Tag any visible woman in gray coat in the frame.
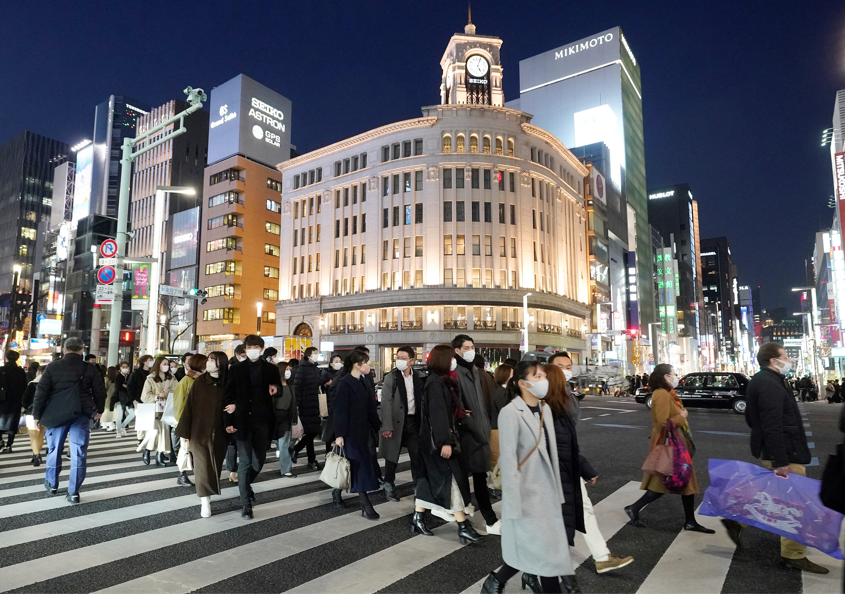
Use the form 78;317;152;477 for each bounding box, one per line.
482;361;572;594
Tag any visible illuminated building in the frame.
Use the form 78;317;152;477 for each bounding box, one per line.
701;237;740;369
274;22;591;370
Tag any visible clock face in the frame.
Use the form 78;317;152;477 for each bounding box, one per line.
466;55;489;78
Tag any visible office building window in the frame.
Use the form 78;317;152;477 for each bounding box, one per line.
383;208;389;228
472;268;481;288
456;234;465;255
265;222;281;235
393;206;400;226
509;171;515;192
382;146;390;162
352;185;358;204
382;176;389;196
483;169;491;189
344;218;349;237
533;210;537;229
403;237;411;258
483;136;491;154
498;170;505;191
403;140;412;158
415;235;423;257
361;182;367;202
498;203;505;224
443;168;452;189
382;240;389;260
414;138;423;155
456;168;465;189
334;249;340;268
344;187;349;206
404;204;412;225
343;248;348;267
404;172;412;192
495;137;503;155
511;237;516;258
265;243;280;257
498;237;506;257
531;178;536;197
415;203;423;224
484;235;492;256
335;220;340;238
444;235;453;255
444;268;453;285
456;134;465;153
316;224;321;242
352;216;358;235
392;173;400;194
471;168;479;189
456;201;465;222
471;201;480;222
361;214;366;232
393;239;400;259
415;170;423;191
293;229;298;247
472;235;481;256
442;135;452;153
264;266;279;279
470;135;478;153
484;202;492;223
457;269;466;287
443;202;453;222
510;205;516;225
264;288;279;300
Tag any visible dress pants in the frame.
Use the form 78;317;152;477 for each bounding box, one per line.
580;478;611;562
45;414;91;493
760;460;807;559
383;414;419;484
236;423;271;506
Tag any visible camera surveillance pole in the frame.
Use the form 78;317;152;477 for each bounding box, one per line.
106;87;206;366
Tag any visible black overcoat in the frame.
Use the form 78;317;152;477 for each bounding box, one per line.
333;373;381;493
291;359;322;433
223;359;281;441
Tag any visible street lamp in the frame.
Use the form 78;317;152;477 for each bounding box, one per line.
256;302;263;336
521;293;532;355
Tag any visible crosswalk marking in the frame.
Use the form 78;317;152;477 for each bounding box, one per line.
803;547;844;593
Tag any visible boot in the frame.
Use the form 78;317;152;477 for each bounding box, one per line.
177;472;194;487
561;576;582;593
200;496;212;518
457;519;484;544
142;450;151;465
410;511;433;536
481;572;505;594
332;488;346;508
30;454;40;467
155;452;167;467
521;573;541;593
384;481;400;502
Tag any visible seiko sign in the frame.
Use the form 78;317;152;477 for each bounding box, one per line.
248;97;286;132
555;33;614;60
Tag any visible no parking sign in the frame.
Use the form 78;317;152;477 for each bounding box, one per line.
97;266;116;284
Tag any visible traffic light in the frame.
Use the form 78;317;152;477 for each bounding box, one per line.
119;330;136;347
187;288;208;305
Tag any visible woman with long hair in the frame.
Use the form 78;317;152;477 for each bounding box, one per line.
333;350;382;519
482;361;572;594
21;366;45;466
412;344;483;543
99;366;118;431
176;351;230;518
172;354;207;487
137;356;177;466
624;363;714;533
273;360;298;478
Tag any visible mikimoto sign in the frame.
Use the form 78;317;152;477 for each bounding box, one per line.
836;152;845;241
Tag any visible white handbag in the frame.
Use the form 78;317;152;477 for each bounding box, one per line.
319;445;351;490
176;438;193;472
135;403;157;432
291;417;304;440
161;392;177;426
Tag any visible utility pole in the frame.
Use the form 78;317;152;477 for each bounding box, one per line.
106;87;206;366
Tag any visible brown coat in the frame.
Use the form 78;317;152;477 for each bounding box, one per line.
175;373;228;498
640;388;699;495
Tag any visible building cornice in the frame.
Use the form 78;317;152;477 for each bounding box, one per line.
520;123;589;177
276;117;438;171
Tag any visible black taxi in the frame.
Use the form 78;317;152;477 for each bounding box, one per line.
634;372;750;414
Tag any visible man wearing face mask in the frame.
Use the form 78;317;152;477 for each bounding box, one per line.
451;334;500;535
378;346;424;501
223;335;282;519
739;342;828;574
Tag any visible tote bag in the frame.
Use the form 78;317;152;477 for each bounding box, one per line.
661;419;692;493
161;392;177;426
135;402;157;432
642;426;674;477
291;417;304;440
318;388;329;418
320;445;351;490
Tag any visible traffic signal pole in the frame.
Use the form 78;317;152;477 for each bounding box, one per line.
106;87;206;366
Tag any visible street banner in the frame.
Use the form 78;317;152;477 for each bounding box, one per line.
132;263;150;300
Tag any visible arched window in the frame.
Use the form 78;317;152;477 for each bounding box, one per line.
442;134;452;153
456;134;466;153
507;138;514;157
482;136;491;154
469;135;478;153
495;137;503;155
293;322;313;337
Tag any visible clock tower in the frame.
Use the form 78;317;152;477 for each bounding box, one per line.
440;17;504;107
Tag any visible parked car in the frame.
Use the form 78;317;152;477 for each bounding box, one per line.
635;372;750;414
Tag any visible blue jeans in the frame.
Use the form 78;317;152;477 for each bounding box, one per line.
45;414;91;494
276;432;292;475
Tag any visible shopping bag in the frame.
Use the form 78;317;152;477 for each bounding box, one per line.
135;403;157;432
320;445;351;490
25;415;38;431
490;462;502;490
661;419;692;493
820;443;845;515
318;388;328;418
161;393;177;426
291;417;304;440
642;426;674;477
699;459;844;559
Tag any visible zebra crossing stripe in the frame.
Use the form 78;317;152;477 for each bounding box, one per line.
0;465;178;499
90;471;416;594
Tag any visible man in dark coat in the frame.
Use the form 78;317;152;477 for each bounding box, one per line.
32;337;106;503
0;351;28;452
452;334;499;534
378;346;423;501
291;346;323;470
224;334;281;519
733;342;828;574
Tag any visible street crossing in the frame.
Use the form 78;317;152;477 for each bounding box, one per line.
0;426;841;593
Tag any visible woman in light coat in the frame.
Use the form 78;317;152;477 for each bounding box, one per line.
482;361;572;594
137;356;177;466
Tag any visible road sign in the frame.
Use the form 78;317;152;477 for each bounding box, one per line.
606;330;623;336
36;313;47;323
159;284;185;297
100;239;118;258
95;285;116;303
98;257;117;266
97;266;116;284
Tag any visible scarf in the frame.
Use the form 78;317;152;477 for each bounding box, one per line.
669;388;696;456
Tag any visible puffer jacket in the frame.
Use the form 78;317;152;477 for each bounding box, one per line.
32;353;106;420
292;358;322;433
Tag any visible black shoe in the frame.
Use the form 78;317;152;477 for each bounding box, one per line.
684;522;716;534
410;511;433;536
3;446;12;453
44;480;58;496
176;472;194;487
332;488;347;508
624;505;646;527
66;492;80;504
142;450;151;465
561;575;582;593
155;452;167;467
360;493;380;520
384;482;400;502
30;454;40;467
289;445;298;464
457;519;483;544
241;505;253;519
481;572;505;594
307;461;321;471
521;572;541;593
721;519;744;547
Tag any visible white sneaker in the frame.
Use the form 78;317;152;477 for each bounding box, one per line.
485;520;502;535
200;497;212;518
430;508;457;522
276;450;280;459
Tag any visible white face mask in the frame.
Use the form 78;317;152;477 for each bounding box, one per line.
450;359;458;372
144;361;153;369
666;374;679;389
309;355;318;362
461;349;476;363
246;349;261;361
160;365;170;373
206;361;218;374
359;363;371;375
395;359;409;371
121;367;130;375
563;369;573;382
284;369;292;379
773;358;793;375
525;379;550;399
331;362;343;371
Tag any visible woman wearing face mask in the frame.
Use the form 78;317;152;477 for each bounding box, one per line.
489;364;514;469
176;352;229;518
262;347;279;365
112;362;131;438
624;363;714;534
320;355;343;392
137;356;178;466
273;361;298;478
333;350;382;519
100;366;118;432
172;354;207;487
482;361;572;594
123;355;153;439
291;346;324;471
413;345;482;543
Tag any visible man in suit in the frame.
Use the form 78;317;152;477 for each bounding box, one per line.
224;334;281;519
379;346;423;502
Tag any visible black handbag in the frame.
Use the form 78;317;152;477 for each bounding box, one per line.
40;364;88;429
820;443;845;514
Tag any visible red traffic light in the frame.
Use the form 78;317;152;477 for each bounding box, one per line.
119;331;136;347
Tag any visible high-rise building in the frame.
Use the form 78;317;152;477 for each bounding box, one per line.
701;237;739;369
508;27;652;331
273;21;591;370
196;75;293;353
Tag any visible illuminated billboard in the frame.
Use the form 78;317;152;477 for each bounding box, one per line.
169;207;199;269
71;145;93;225
207;74;292;169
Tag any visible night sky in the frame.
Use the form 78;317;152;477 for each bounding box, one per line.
2;1;844;312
